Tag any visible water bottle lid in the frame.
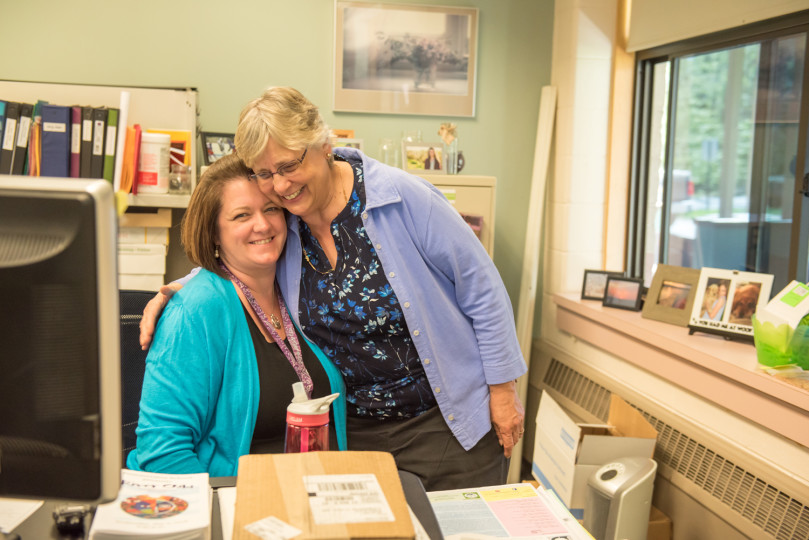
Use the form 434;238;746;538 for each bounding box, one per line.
286;409;330;427
286;383;339;417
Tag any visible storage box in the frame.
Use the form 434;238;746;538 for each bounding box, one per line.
119;273;165;291
118;243;167;274
232;451;414;540
532;392;658;518
647;505;672;540
118;207;172;228
118;226;170;245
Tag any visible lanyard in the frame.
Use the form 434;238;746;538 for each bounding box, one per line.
219;261;313;397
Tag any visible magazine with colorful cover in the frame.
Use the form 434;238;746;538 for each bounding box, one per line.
89;469;211;540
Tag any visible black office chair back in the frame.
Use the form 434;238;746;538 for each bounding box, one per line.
119;290;154;465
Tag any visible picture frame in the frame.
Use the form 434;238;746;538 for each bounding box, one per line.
603;276;645;311
688;267;774;341
334;1;479;117
402;142;445;173
581;269;625;301
641;264;701;327
331;129;355;139
332;137;364;152
201;132;235;166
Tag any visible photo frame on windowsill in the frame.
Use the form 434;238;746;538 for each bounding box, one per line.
581;269;625;301
687;267;774;342
641;264;701;327
603;276;645;311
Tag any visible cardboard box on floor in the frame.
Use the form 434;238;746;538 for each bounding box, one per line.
232;451;415;540
532;391;658;518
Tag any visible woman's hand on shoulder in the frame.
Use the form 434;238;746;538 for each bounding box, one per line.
139;283;183;350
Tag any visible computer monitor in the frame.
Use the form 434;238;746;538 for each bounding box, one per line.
0;176;121;503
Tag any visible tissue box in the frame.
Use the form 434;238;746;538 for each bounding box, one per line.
752;281;809;369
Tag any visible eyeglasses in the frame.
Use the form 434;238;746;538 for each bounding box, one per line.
248;147;308;182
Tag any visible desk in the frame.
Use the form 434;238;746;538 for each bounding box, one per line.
10;471;444;539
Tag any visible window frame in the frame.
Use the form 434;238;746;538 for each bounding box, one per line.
627;10;809;285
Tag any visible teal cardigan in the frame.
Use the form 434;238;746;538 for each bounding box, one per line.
126;269;346;476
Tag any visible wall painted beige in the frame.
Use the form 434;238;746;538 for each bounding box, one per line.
0;0;554;324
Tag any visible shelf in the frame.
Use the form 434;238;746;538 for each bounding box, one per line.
127;193;190;208
553;292;809;448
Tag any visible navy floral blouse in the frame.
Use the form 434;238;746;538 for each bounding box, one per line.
297;155;437;419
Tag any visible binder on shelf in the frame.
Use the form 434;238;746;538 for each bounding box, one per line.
70;106;81;177
79;106;93;178
90;107;107;179
11;102;34;175
25;100;47;176
102;108;118;182
40;104;72;177
0;100;6;161
0;101;20;174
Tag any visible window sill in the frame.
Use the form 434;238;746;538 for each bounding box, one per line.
553;292;809;448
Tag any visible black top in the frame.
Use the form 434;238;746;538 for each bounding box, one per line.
297;155;435;420
242;305;336;453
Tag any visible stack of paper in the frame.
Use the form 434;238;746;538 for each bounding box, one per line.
118;208;171;291
89;469;211;540
427;483;592;540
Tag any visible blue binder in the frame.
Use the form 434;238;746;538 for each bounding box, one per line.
40;104;72;178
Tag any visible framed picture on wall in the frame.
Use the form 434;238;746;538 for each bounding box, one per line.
201;132;235;166
402;142;445;173
334;1;479;116
641;264;701;327
688;267;774;341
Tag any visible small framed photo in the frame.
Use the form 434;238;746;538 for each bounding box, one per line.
402;142;445;173
331;129;355;139
201;132;235;166
603;276;645;311
332;137;364;152
641;264;701;327
581;269;625;301
688;267;774;341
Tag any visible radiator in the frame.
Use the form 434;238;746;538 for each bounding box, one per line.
525;339;809;540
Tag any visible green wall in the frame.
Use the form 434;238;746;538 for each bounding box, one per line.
0;0;553;318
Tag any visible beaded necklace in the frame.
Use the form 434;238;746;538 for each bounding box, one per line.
219;261;313;397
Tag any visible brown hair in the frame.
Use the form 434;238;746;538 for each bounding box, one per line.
181;153;253;277
234;86;331;168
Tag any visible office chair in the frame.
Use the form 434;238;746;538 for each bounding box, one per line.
119;290;155;465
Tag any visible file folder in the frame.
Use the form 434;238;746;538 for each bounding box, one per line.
90;107;107;178
79;106;93;178
0;100;6;159
0;101;20;174
11;103;34;175
40;104;72;177
102;108;119;183
70;106;81;177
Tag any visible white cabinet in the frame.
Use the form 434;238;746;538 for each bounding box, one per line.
420;174;496;257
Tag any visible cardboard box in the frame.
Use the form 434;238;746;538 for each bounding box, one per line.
118;207;172;228
532;391;658;518
232;451;414;540
119;273;165;291
118;243;167;274
647;505;672;540
118;226;170;245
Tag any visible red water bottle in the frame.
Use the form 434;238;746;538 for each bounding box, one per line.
284;382;339;453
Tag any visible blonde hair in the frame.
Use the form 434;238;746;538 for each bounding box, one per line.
181;153;253;277
234;87;331;168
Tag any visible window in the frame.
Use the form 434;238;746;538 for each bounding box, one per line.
629;12;809;293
